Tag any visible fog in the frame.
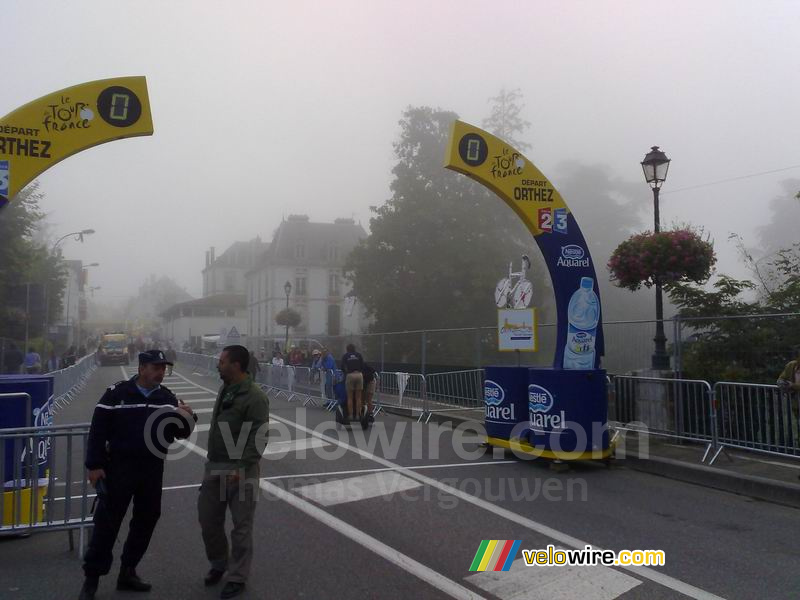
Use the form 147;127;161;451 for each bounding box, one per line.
5;0;800;304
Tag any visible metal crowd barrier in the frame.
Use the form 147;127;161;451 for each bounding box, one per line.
712;382;799;462
176;351;216;377
50;354;98;416
424;369;484;419
0;423;94;554
376;372;427;422
611;375;716;459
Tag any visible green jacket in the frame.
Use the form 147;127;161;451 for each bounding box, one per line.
778;360;800;392
206;376;269;470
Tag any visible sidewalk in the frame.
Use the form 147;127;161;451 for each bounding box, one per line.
268;377;800;510
387;406;800;510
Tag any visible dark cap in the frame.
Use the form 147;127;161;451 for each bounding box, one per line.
139;349;173;366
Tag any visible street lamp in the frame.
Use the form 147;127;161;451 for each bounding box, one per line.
283;280;292;352
43;229;95;353
641;146;671;370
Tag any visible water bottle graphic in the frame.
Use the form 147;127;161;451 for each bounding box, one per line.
563;277;600;369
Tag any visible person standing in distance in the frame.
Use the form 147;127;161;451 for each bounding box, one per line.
340;343;365;421
199;345;269;599
78;350;197;600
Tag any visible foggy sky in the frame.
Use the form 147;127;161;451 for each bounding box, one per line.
5;0;800;305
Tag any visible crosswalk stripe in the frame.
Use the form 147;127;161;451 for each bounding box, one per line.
293;471;422;507
466;558;640;600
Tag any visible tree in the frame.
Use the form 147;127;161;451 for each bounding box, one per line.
274;308;302;329
482;88;531;152
0;183;66;343
668;240;800;382
346;106;551;366
756;178;800;255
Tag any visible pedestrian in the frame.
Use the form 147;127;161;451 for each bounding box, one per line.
271;351;284;367
46;350;60;373
247;347;261;381
198;345;268;599
777;347;800;393
340;343;364;421
310;349;322;383
321;348;336;399
23;346;42;374
363;361;377;422
165;344;177;376
78;350;197;600
3;342;23;374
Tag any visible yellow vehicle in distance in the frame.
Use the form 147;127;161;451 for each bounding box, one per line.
98;333;130;366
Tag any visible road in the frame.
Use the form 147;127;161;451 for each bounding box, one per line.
1;364;798;600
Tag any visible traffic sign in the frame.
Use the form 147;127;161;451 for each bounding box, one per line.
0;77;154;206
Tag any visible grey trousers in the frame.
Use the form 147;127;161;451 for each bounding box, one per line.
198;463;260;583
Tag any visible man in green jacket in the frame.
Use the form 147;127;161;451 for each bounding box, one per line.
198;345;269;599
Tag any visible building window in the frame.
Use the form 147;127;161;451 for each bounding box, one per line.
224;271;235;292
328;245;339;261
295;244;305;259
328;304;341;336
295;276;307;296
329;271;340;296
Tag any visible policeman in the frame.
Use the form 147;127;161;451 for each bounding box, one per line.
78;350;197;600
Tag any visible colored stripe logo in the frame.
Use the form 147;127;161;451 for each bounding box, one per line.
469;540;521;572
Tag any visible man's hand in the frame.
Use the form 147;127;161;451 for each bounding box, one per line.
226;469;241;484
177;398;194;418
88;468;106;487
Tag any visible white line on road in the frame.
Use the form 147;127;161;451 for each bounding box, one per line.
178;438;487;600
294;471;422;506
172;371;727;600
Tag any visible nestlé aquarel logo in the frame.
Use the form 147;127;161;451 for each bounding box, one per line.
557;244;589;268
484;380;516;421
528;384;554;413
484;380;505;406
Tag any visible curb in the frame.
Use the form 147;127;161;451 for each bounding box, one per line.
622;454;800;510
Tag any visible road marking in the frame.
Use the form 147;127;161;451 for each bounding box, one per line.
172;372;725;600
263;437;329;456
178;438;487;600
182;398;217;404
465;558;640;600
192;408;214;414
294;471;422;506
257;461;518;481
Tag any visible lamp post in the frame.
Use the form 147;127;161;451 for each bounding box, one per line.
641;146;671;370
43;229;95;353
77;263;99;350
283;280;292;353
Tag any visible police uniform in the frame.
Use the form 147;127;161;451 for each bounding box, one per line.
81;350;196;592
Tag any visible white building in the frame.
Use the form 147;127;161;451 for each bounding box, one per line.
245;215;368;349
202;238;266;297
161;293;247;351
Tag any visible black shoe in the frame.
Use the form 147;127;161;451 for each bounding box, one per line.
78;577;98;600
117;566;152;592
220;581;246;599
204;568;226;586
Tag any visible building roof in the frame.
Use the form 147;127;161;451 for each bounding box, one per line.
203;238;267;273
248;215;367;273
161;293;246;319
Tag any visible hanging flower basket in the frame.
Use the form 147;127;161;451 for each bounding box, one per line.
608;229;716;291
